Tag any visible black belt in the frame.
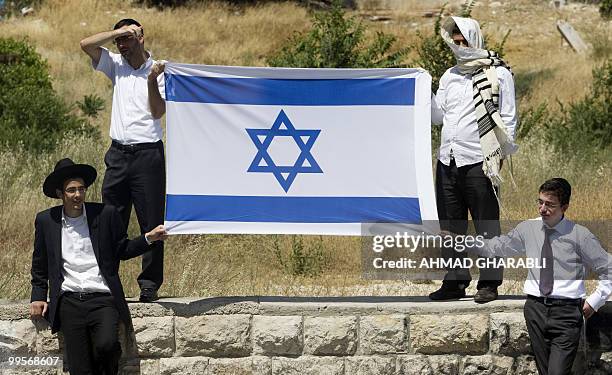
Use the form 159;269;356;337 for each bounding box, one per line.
63;291;112;301
111;140;162;153
528;294;582;306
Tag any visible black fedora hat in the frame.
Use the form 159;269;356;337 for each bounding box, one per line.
43;158;97;198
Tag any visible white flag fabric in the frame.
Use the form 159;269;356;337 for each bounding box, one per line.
164;64;437;235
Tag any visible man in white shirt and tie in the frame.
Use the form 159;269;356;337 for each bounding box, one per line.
469;178;611;374
430;16;518;303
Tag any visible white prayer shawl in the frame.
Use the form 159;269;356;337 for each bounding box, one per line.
441;16;518;188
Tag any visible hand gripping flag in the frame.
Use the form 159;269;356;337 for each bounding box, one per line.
164;64;437;235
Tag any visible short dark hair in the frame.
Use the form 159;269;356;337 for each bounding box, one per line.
113;18;142;32
539;178;571;206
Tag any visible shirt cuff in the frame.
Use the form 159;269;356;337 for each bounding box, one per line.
144;234;153;245
586;293;605;312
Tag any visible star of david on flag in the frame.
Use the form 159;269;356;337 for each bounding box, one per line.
246;109;322;192
163;63;437;235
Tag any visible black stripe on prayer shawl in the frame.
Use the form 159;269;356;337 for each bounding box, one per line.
484;99;498;114
478;115;496;136
474;77;489;85
477;111;497;124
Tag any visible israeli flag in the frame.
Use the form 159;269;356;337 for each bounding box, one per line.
164;64;437;235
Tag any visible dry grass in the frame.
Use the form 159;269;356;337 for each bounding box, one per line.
0;0;610;300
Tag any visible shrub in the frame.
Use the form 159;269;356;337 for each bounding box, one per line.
267;0;409;68
601;0;612;19
0;38;98;151
273;235;328;277
76;94;105;118
519;62;611;151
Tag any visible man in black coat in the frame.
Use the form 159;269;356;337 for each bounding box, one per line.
30;158;167;375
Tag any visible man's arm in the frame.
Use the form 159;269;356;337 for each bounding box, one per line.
431;74;448;126
468;225;527;258
497;67;517;141
431;93;444;126
30;214;48;319
148;62;166;119
79;24;142;66
578;230;612;317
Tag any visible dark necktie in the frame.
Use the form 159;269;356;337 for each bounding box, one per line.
539;228;555;296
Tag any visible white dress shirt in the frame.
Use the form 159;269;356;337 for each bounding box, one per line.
431;65;517;167
476;217;612;311
60;206;110;293
94;47;165;145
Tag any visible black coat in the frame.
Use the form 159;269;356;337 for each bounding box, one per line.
30;202;152;333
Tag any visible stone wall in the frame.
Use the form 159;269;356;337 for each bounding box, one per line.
0;297;610;374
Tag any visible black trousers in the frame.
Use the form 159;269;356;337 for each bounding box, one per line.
102;141;165;290
435;160;502;289
59;294;121;375
523;297;583;375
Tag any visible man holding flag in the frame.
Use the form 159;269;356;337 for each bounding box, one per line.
80;19;167;302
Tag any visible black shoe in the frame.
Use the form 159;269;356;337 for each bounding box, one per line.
474;287;498;304
139;288;159;303
429;285;466;301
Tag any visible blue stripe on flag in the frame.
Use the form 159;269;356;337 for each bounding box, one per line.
165;75;415;106
165;195;421;223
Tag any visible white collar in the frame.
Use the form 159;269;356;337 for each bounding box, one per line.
62;204;87;227
541;216;570;234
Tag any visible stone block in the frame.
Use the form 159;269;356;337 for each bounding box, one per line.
272;356;344;375
252;315;302;356
359;315;406;354
252;356;272;375
0;303;29;321
460;355;514;375
132;317;175;357
159;356;209;375
303;316;357;355
33;320;60;356
206;358;251;375
175;315;250;357
345;356;395;374
127;303;174;319
489;312;531;356
168;298;261;316
139;359;160;375
396;355;432;374
0;368;58;375
410;314;488;355
0;319;37;361
514;355;538;375
429;355;460;375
